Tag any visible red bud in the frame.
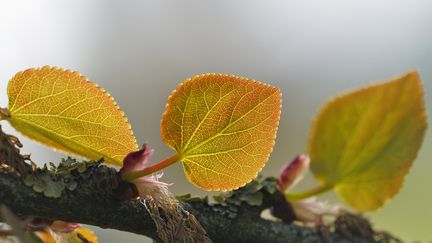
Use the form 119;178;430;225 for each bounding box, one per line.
120;144;154;176
277;155;310;191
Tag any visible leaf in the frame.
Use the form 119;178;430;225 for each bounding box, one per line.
161;74;281;190
61;227;98;243
308;71;427;211
34;229;56;243
35;227;98;243
5;66;138;165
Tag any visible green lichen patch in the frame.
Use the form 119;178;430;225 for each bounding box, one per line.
176;194;208;203
213;175;278;207
23;157;102;198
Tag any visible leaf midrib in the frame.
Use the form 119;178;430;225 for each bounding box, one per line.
9;116;129;164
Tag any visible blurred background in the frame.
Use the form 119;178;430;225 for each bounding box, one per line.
0;0;431;242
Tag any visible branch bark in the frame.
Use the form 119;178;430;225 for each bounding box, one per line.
0;126;398;243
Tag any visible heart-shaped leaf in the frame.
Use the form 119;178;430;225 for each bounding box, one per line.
4;66;138;165
161;74;281;190
309;71;427;211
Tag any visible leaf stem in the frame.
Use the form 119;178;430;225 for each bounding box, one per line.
284;184;333;201
121;153;182;182
0;108;10;120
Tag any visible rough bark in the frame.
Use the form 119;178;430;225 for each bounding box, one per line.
0;126;400;243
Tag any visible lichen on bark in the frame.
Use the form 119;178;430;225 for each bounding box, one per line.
0;125;402;243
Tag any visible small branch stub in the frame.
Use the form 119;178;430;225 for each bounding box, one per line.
0;108;10;120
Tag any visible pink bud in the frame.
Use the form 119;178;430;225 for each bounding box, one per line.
120;144;154;175
50;221;82;233
120;144;171;200
277;155;310;191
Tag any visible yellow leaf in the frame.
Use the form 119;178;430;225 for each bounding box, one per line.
35;227;98;243
35;228;57;243
309;71;427;211
5;66;138;165
62;227;98;243
161;74;281;190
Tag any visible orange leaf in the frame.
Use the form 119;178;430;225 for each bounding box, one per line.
36;227;98;243
161;74;281;190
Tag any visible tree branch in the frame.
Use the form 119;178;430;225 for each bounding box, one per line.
0;126;398;243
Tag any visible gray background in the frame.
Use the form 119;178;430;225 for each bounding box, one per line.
0;0;431;241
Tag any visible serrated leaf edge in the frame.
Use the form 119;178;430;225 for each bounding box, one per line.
161;73;282;191
7;66;138;165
